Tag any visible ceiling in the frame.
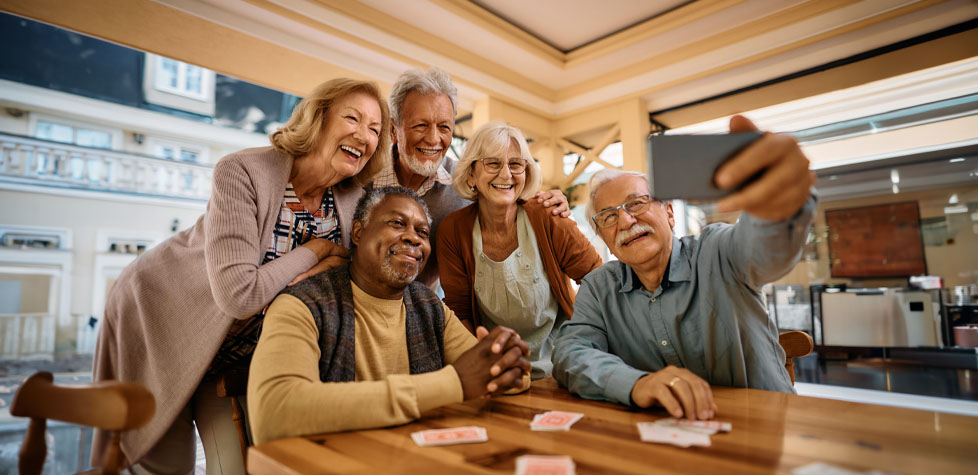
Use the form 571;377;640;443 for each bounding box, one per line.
154;0;978;120
469;0;689;52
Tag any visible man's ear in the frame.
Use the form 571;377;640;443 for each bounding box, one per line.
390;119;399;145
351;220;363;247
665;202;676;228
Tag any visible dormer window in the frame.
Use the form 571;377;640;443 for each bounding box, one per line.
154;57;208;100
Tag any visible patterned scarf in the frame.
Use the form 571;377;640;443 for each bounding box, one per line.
281;264;446;382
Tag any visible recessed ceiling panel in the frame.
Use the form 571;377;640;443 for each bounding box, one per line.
471;0;689;52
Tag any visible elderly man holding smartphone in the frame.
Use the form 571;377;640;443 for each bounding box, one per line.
552;115;815;421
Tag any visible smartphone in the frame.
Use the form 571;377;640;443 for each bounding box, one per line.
647;132;763;201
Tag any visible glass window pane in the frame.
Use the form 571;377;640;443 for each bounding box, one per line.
75;129;112;149
157;58;179;89
36;121;74;143
179;149;199;163
184;66;202;94
153;145;175;160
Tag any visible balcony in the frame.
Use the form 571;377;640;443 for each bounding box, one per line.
0;133;212;202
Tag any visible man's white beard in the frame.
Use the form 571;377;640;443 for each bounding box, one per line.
400;144;446;177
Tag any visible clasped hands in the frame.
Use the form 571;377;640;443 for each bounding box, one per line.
454;326;531;401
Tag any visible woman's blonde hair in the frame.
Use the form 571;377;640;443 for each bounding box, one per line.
270;78;391;187
452;121;542;202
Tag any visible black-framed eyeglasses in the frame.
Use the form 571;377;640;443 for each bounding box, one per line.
477;157;527;175
591;195;652;229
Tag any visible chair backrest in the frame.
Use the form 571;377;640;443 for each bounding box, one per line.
10;372;155;475
778;331;814;385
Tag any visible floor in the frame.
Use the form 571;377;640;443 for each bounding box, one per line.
791;353;978;417
793;353;978;401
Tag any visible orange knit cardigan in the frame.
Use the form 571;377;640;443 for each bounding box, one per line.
436;200;602;331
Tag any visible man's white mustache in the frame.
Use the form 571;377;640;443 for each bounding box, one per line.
615;223;655;248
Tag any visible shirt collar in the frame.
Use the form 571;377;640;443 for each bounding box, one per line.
375;158;452;196
618;235;690;293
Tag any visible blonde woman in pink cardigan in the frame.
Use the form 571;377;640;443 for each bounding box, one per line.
91;78;391;473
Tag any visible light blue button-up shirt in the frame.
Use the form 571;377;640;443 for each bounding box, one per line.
552;196;816;406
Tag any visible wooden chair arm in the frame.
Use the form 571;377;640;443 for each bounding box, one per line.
778;331;814;359
11;372;155;431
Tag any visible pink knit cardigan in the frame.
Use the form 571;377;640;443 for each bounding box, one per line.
90;146;364;465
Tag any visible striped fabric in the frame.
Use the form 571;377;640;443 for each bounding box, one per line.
206;183;343;378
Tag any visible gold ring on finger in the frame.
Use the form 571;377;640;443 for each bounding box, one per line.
667;377;680;388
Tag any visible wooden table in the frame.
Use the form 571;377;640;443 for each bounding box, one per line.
247;379;977;474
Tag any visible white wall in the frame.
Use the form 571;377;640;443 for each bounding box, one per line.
0;189;205;315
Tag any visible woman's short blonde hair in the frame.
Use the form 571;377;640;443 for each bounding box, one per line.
270;78;391;187
452;121;542;202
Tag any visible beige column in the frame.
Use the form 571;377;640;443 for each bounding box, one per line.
618;97;650;174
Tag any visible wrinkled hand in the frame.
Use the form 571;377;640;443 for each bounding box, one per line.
715;115;814;221
288;255;348;286
533;189;571;218
630;366;717;420
455;326;530;400
301;238;350;261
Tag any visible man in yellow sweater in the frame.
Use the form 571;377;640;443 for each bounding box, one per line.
248;186;531;444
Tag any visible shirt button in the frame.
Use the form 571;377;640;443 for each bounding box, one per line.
650;297;657;303
661;340;668;346
477;271;483;277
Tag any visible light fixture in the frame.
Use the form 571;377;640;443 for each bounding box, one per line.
950;158;965;163
949;193;959;205
890;169;900;184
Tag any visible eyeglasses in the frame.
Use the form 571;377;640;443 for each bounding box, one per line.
477;157;527;175
591;195;652;229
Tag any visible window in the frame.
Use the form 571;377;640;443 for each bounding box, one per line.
35;120;113;149
143;54;216;115
154;56;208;100
148;138;207;163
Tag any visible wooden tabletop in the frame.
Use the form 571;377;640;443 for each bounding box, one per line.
247;378;978;474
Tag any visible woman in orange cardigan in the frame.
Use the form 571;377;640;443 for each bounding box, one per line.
437;121;602;379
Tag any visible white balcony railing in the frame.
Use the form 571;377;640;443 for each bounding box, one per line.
0;133;212;201
0;313;56;360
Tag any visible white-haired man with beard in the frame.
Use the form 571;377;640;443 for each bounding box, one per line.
248;186;530;443
371;67;569;287
552;115;816;421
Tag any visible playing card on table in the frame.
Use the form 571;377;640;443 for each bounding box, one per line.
791;462;894;475
411;426;488;446
655;418;732;434
530;411;584;431
515;455;576;475
636;422;711;448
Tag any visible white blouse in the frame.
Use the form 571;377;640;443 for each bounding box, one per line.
473;207;563;379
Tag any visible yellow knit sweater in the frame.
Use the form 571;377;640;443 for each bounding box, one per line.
247;281;476;444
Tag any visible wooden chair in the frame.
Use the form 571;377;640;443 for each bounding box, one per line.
779;330;814;384
10;371;155;475
215;365;251;468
